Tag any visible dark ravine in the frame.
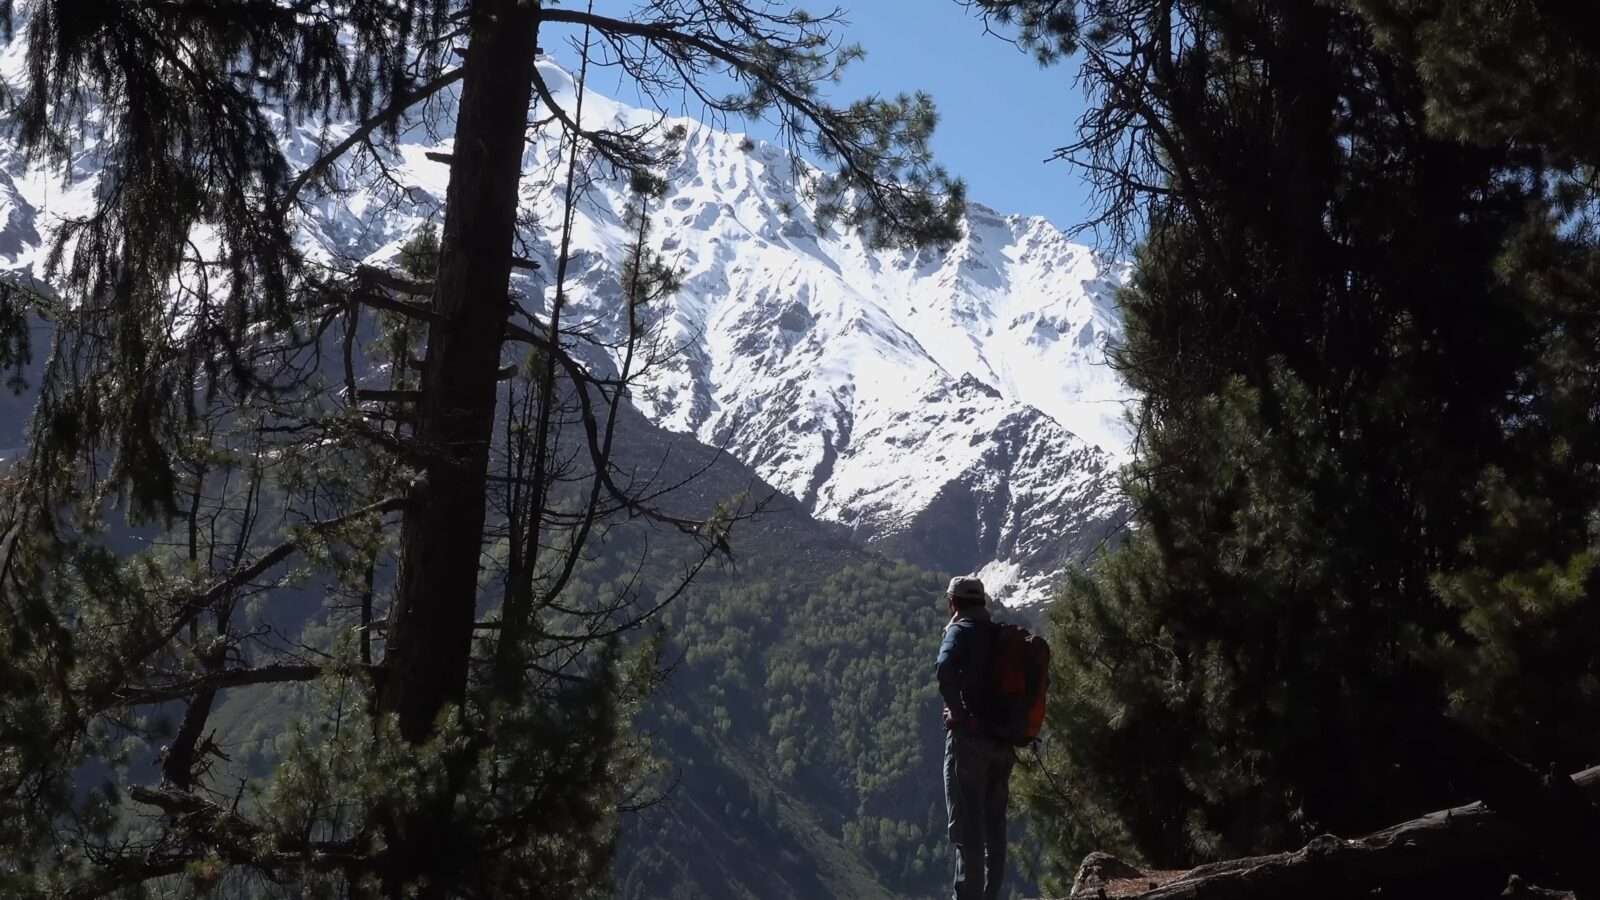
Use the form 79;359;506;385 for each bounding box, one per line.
800;428;839;513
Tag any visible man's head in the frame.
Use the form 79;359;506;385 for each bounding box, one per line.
946;575;987;614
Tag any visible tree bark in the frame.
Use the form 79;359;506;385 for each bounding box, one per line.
374;2;538;896
1068;765;1600;900
380;0;538;744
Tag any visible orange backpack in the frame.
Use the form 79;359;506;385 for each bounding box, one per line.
984;622;1051;746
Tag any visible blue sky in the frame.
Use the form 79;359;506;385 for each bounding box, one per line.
550;2;1097;234
823;2;1096;231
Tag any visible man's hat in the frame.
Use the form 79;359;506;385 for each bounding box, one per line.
947;575;987;604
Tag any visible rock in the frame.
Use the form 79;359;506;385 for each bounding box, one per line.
1071;851;1146;898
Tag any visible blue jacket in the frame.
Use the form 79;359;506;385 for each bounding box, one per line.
936;606;994;725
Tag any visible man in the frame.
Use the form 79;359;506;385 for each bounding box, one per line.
936;575;1016;900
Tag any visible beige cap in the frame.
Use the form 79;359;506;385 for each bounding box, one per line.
947;575;987;604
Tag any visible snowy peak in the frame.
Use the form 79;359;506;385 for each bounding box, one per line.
544;104;1133;603
0;57;1133;607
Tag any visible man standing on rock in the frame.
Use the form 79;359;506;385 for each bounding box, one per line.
937;575;1016;900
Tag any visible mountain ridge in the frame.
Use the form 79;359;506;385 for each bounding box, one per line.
0;53;1134;604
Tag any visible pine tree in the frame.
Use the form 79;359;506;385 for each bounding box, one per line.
0;2;963;897
1353;2;1600;172
969;1;1600;890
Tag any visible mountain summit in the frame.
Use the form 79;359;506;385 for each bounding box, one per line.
0;57;1132;604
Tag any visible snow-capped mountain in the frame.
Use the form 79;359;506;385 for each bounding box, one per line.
0;57;1132;605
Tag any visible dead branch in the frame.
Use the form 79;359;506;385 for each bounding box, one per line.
1067;765;1600;900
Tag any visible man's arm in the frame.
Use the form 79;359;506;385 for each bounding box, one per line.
936;621;966;718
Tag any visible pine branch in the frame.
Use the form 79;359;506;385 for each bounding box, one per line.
354;389;423;404
527;63;662;171
116;663;383;705
539;6;962;245
119;496;408;677
350;289;447;326
59;786;368;900
356;264;434;297
282;68;465;209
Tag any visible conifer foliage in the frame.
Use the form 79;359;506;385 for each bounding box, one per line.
0;1;962;897
969;1;1600;892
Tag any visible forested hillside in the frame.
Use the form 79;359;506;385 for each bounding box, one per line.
626;561;956;899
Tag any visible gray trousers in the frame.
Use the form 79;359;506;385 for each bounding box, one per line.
944;729;1016;900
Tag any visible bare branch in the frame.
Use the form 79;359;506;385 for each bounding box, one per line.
283;68;465;208
116;662;382;705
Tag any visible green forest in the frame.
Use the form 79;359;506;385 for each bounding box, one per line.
3;1;1600;899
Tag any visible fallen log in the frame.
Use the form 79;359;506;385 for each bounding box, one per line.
1412;713;1600;875
1067;764;1600;900
1502;874;1578;900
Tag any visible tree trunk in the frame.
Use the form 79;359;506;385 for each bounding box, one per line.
380;0;538;744
376;1;538;896
1067;765;1600;900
